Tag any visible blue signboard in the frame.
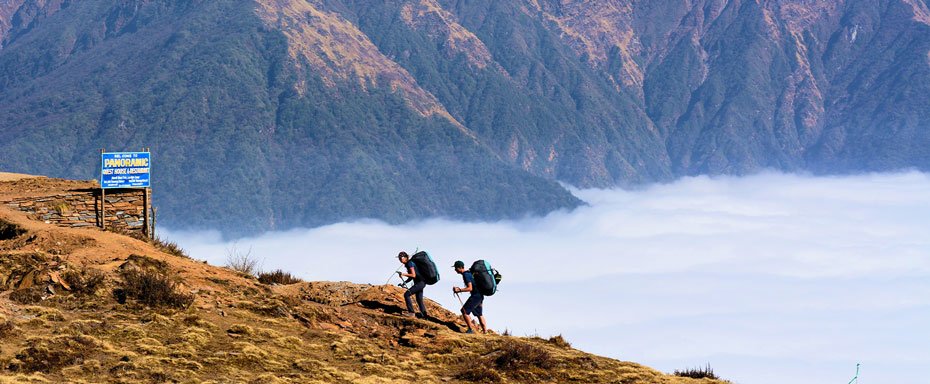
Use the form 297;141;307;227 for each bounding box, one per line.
101;152;151;188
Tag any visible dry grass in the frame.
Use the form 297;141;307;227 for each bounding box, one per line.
225;245;260;276
103;228;188;258
491;340;554;371
456;359;503;383
114;268;194;309
258;269;302;285
152;236;188;258
13;334;102;373
0;316;15;339
10;287;45;305
61;267;106;296
548;334;571;349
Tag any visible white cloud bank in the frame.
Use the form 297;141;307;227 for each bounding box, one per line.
163;171;930;384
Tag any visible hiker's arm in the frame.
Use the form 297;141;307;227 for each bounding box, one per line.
454;282;473;293
400;267;416;279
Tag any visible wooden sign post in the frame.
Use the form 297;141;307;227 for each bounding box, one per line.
142;147;151;239
99;147;152;238
100;148;106;230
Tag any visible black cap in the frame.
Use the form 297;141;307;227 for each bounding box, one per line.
453;260;465;269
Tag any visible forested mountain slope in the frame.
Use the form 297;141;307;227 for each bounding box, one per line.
1;0;928;235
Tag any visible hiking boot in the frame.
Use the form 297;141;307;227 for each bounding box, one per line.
402;312;416;318
464;330;475;334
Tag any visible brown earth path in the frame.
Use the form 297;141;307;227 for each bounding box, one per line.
0;172;41;182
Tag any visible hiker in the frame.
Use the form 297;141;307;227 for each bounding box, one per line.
453;260;487;334
397;251;429;319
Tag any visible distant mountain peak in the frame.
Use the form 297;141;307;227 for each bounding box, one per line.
400;0;494;70
255;0;461;125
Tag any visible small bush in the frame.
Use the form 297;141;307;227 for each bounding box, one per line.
227;324;253;337
457;359;502;383
491;341;553;371
53;201;70;215
62;268;106;295
548;334;571;349
10;286;44;304
0;218;26;240
674;364;720;380
15;334;101;373
115;268;194;309
257;269;302;285
226;245;260;276
0;318;15;338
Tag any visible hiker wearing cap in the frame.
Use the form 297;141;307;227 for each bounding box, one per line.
453;260;487;334
397;251;429;319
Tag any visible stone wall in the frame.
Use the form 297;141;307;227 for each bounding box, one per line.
1;188;149;235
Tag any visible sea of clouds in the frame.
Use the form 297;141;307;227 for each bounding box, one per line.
163;171;930;384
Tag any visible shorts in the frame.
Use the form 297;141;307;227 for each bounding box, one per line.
462;294;483;316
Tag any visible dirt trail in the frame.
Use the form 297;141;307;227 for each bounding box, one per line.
0;172;40;182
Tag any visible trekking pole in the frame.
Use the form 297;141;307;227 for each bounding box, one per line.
385;267;403;285
847;363;859;384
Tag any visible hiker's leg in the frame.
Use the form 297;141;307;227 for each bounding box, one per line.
408;281;427;316
412;281;428;317
403;289;416;313
461;311;474;331
462;295;482;332
415;290;428;317
473;300;486;333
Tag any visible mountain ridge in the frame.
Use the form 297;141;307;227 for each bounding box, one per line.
0;0;928;235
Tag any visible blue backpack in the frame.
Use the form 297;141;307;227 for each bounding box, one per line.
469;260;501;296
411;251;439;285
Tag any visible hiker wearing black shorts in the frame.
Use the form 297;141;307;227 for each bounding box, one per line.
453;260;487;334
398;251;428;319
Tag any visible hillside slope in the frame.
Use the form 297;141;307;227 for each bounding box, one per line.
0;177;726;383
1;0;929;235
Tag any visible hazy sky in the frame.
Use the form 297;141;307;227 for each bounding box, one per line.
164;171;930;384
